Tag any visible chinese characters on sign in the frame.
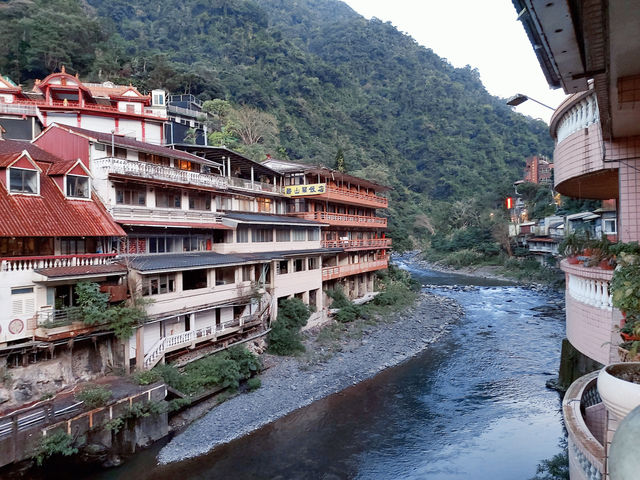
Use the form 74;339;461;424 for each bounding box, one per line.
283;183;327;196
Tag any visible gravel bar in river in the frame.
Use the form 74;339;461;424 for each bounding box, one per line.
158;291;463;464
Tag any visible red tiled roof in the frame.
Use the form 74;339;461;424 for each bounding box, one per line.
0;142;125;237
51;124;208;164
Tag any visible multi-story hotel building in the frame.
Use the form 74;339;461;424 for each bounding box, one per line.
0;68;166;143
264;158;391;302
514;1;640;478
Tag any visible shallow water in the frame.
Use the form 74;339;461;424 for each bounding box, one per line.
76;260;566;480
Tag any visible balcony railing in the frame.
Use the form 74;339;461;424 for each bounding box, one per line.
552;91;599;144
564;262;613;311
36;307;83;327
323;186;388;208
7;98;167;119
143;306;270;369
292;212;387;228
0;253;117;272
322;258;389;280
322;238;392;249
110;205;224;225
94;157;228;190
563;371;604;480
227;176;282;194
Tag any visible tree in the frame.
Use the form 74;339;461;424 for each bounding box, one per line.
335;147;346;172
229;105;279;146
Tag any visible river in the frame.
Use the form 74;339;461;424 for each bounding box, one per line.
78;261;566;479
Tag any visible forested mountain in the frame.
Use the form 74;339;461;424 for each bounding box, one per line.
0;0;554;249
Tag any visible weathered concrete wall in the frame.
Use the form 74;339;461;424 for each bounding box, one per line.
0;338;116;409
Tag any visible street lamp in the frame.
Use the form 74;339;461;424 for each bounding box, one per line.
506;93;555;111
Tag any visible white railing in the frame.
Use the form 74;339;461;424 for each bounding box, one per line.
567;273;612;310
1;253;117;272
94;157;228;190
227;176;282;194
555;92;600;144
110;205;223;225
142;307;269;369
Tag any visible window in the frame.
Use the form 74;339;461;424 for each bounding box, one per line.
156;188;181;208
278;260;289;275
183;236;207;252
215;196;231;211
293;258;305;272
189;193;211;211
276;229;291;242
141;274;175;296
252;228;273;243
153;93;164;105
238;198;252;211
183;269;208;290
125;104;135;113
116;186;146;205
61;238;86;255
604;219;617;234
106;146;127;159
257;197;272;213
139;152;170;166
308;257;319;270
66;175;90;198
242;265;252;282
292;229;306;241
237;228;249;243
308;228;320;241
216;267;236;285
12;286;35;317
149;236;177;253
177;160;197;171
9;168;38;194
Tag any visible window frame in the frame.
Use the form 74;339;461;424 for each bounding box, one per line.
65;174;90;199
8;167;39;195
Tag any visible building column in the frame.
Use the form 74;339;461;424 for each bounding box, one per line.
619;161;640;242
135;325;144;371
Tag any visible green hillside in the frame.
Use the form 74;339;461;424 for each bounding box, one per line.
0;0;554;249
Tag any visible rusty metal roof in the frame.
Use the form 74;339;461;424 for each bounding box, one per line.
35;263;128;279
0;141;125;237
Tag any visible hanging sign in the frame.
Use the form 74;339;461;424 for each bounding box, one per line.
284;183;327;196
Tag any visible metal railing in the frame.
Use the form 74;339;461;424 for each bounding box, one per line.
110;205;224;225
227;176;282;194
0;253;117;272
143;306;270;369
324;186;388;207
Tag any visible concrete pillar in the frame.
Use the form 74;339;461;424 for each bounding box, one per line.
135;325;144;371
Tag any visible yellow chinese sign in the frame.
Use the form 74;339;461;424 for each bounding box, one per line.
283;183;326;196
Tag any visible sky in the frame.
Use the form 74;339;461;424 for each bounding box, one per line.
342;0;567;124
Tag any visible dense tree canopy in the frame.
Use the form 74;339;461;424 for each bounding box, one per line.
0;0;555;248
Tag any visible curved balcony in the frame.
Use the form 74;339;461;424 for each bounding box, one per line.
561;260;621;365
550;91;618;199
563;371;605;480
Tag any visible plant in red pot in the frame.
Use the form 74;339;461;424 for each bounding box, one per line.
611;247;640;354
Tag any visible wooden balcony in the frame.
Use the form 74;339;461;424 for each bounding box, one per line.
317;186;388;208
291;211;387;228
322;258;388;281
0;253;117;273
322;238;392;250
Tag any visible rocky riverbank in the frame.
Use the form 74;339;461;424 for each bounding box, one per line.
158;291;464;464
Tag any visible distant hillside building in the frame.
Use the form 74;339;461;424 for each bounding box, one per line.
523;155;553;185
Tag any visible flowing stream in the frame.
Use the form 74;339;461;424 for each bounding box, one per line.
79;259;566;479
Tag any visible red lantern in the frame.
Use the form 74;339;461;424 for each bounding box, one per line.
505;197;514;209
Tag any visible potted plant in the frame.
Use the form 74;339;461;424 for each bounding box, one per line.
597;362;640;419
558;232;586;264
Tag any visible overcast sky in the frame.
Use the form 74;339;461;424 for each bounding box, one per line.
342;0;567;124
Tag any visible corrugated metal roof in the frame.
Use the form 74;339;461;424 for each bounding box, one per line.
35;264;128;278
126;248;339;273
119;220;231;230
0;142;125;237
224;212;324;226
